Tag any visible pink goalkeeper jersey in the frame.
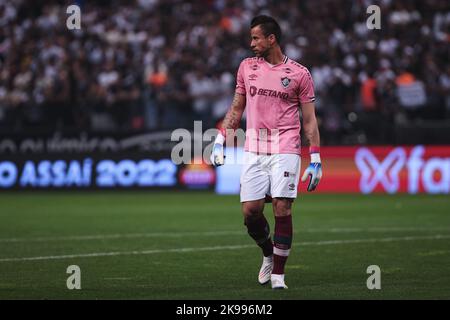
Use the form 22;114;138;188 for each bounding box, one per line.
235;56;315;155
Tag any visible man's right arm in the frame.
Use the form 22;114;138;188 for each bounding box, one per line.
210;92;246;166
221;92;246;131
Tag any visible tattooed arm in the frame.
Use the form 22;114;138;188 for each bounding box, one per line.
221;93;246;131
300;102;320;148
300;101;322;192
210;92;245;166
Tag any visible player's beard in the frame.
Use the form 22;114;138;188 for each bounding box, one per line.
254;47;270;58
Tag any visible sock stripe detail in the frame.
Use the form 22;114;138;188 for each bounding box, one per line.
273;247;290;257
273;235;292;246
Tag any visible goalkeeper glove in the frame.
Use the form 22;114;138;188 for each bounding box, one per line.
210;129;225;166
301;147;323;192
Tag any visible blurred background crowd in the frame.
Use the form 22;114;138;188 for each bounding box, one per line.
0;0;449;144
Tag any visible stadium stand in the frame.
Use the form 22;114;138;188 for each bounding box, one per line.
0;0;449;144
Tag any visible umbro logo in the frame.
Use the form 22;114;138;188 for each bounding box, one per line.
249;74;258;80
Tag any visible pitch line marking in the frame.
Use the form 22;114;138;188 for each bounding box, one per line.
1;227;449;243
0;234;449;262
0;230;244;243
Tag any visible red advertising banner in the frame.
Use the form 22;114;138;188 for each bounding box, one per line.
306;145;450;194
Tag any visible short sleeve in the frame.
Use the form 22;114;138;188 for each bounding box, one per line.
298;69;315;104
235;61;246;95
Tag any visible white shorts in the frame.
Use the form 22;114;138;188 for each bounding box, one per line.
240;152;301;202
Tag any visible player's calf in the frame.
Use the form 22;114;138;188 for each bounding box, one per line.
272;213;292;276
244;214;273;258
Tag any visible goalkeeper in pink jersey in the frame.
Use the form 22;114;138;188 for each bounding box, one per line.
210;15;322;289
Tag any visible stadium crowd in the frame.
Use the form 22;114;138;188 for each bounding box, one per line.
0;0;449;144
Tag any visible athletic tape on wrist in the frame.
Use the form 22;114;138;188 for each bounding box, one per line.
219;127;226;137
309;146;321;163
311;153;321;163
216;131;225;145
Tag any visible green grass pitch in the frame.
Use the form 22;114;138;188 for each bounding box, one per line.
0;192;449;299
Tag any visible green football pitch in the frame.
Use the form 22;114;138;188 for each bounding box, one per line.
0;191;449;299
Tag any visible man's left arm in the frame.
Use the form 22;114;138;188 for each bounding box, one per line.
300;102;323;192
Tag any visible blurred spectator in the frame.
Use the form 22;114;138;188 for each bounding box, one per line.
361;73;377;112
440;66;450;117
396;69;427;120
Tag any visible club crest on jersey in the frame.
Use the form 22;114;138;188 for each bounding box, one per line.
281;77;291;88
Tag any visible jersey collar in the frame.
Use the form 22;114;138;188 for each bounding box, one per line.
260;55;289;69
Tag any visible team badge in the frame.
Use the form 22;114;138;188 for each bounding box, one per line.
281;77;291;88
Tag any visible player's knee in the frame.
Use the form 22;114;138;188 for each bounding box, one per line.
242;202;264;219
272;198;293;217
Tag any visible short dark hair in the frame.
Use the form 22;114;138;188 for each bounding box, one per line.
250;15;282;44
